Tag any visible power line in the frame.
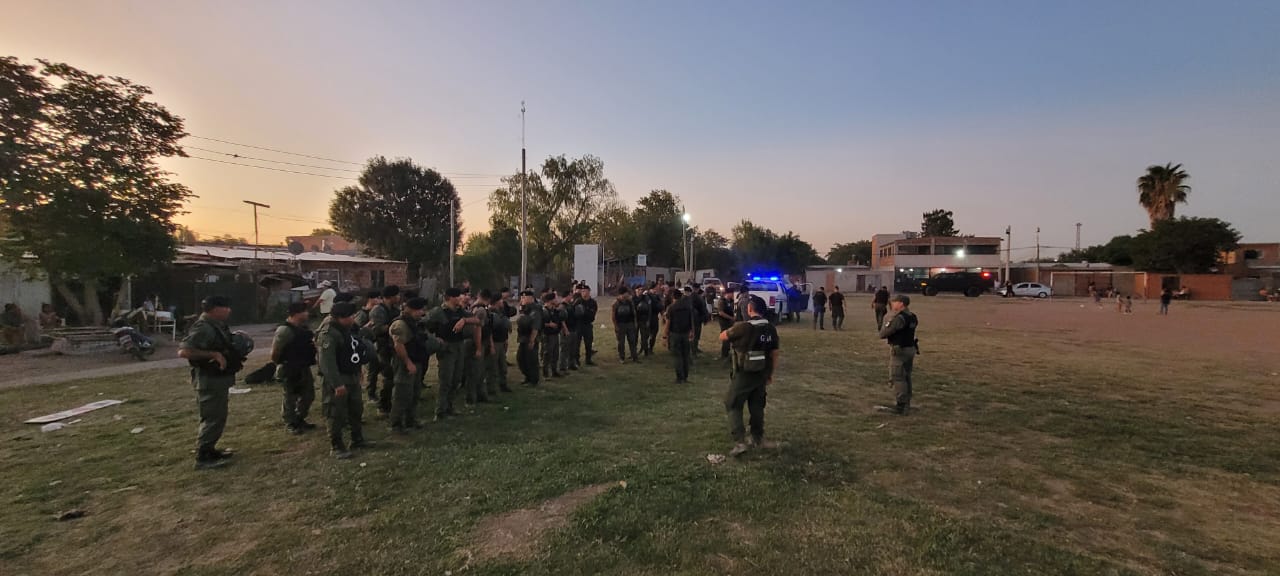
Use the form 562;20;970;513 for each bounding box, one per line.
185;134;510;178
184;146;362;174
181;155;355;180
187;135;363;166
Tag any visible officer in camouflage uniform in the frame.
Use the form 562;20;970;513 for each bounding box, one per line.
354;290;382;401
179;296;245;470
388;297;444;433
539;291;564;378
515;290;542;386
720;295;780;457
577;284;599;366
559;289;580;373
425;287;478;419
715;286;737;361
271;301;317;435
369;285;402;416
317;302;370;459
466;291;494;402
612;286;640;363
877;294;918;415
489;288;516;392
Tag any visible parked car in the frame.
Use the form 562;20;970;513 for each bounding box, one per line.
918;271;995;297
1004;282;1053;298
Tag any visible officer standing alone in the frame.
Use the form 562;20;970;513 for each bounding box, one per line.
271;302;317;435
877;294;918;415
719;295;780;457
179;296;247;470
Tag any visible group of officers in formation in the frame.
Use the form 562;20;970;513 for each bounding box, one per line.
179;278;853;468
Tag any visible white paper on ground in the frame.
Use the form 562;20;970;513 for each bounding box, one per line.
25;400;125;424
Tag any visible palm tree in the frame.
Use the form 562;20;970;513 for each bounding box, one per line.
1137;163;1191;228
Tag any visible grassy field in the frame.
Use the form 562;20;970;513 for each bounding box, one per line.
2;296;1279;575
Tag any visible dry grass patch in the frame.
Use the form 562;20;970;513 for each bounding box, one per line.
468;482;614;563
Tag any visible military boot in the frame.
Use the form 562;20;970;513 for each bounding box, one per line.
194;448;230;470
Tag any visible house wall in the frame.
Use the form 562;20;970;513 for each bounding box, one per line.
0;261;53;317
297;261;407;291
1142;274;1233;301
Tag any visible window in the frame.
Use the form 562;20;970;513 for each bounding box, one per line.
964;245;1000;255
371;270;386;288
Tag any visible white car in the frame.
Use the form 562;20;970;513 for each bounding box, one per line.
1007;282;1053;298
745;280;789;318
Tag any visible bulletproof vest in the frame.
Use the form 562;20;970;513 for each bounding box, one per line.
615;300;636;323
187;317;240;376
736;318;777;373
436;306;468;343
574;299;588;321
668;299;694;332
472;304;492;340
886;311;918;347
400;315;431;364
635;295;651;317
491;307;511;342
280;322;317;367
581;298;597;322
373;303;395;343
542;307;563;335
517;305;537;336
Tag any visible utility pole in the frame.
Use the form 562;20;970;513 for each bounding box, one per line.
1004;225;1011;287
1035;227;1042;283
1075;222;1082;251
242;200;270;260
449;197;455;286
520;101;528;290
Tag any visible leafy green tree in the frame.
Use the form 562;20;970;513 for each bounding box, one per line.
731;220;779;272
456;225;521;290
827;240;872;266
1059;235;1135;266
775;232;824;273
921;209;959;237
1137;163;1190;229
0;57;192;324
631;189;684;267
692;229;737;276
309;228;337;236
329;157;461;279
173;225;200;245
487;155;618;273
1130;217;1239;273
592;201;640;260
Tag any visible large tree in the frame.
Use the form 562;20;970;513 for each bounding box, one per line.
691;228;736;276
921;209;959;237
592;201;640;260
1137;163;1190;229
731;220;779;273
631;189;685;267
827;240;872;266
487;154;618;273
1058;235;1135;266
329;157;461;278
0;58;192;324
1130;217;1239;274
456;225;521;291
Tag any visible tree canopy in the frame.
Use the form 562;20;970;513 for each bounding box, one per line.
1130;217;1239;274
731;220;822;274
921;209;959;237
826;240;872;266
0;57;192;324
328;157;461;276
1137;163;1190;229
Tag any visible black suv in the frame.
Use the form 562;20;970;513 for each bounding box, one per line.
918;271;995;297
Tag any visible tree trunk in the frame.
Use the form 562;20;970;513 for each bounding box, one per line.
53;281;88;325
83;279;105;325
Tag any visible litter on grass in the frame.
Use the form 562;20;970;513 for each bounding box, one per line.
25;400;125;424
228;387;252;394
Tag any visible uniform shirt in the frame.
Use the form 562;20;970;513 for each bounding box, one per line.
317;323;359;389
828;291;845;311
878;310;917;345
369;303;398;343
318;288;337;314
613;298;638;324
724;316;781;378
563;299;581;332
873;289;890;306
425;304;470;343
181;313;235;377
542;305;565;336
812;291;828;310
581;297;599;322
666;296;696;334
516;304;542;344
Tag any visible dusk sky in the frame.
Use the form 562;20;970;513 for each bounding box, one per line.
4;1;1277;260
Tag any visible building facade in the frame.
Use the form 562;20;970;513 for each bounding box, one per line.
871;233;1004;290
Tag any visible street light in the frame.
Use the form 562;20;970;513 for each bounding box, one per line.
956;249;966;258
681;212;692;273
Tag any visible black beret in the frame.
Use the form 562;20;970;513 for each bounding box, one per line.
330;302;358;318
381;285;401;298
405;297;429;310
201;296;232;311
333;293;355;304
445;287;463;298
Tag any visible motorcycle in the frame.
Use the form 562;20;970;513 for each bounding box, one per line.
110;319;156;361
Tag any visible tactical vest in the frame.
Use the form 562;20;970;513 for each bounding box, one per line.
330;325;364;374
187;318;242;376
615;300;636;323
886;311;918;348
491;307;511;342
436;306;468;343
541;307;563;335
280;322;317;367
733;318;777;374
400;316;431;364
373;303;395;344
635;296;651;318
581;298;597;322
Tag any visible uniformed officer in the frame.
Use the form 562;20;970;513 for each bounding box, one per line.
577;284;599;366
270;301;317;435
540;291;564;378
559;288;581;373
388;297;443;433
636;285;655;357
489;288;515;392
425;288;478;419
877;294;918;415
179;296;246;470
467;291;494;403
812;286;828;330
354;291;382;401
691;286;710;357
663;286;697;383
828;286;846;331
317;302;370;459
719;295;780;456
612;286;640;363
515;290;542;386
369;285;402;416
872;286;890;330
715;287;737;361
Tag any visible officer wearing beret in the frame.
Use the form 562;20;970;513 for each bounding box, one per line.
179;296;245;470
271;301;317;435
388;297;444;433
318;302;371;458
877;294;919;415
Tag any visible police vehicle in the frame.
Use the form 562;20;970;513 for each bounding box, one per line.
744;274;805;322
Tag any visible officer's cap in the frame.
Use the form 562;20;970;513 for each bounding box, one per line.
747;295;767;311
366;290;381;300
405;297;429;310
334;293;355;304
201;296;232;311
381;285;401;298
330;302;357;318
444;287;463;298
682;286;693;293
519;290;535;298
890;294;911;306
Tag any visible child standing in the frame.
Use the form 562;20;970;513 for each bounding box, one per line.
1124;295;1133;314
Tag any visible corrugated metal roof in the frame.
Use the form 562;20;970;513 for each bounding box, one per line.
177;245;404;264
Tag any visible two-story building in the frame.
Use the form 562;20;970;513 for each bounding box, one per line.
871;233;1004;291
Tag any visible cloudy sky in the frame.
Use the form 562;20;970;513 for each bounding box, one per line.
4;1;1277;259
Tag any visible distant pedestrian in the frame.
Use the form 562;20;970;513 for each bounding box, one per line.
1115;292;1124;313
828;287;845;330
1159;288;1172;315
1124;294;1133;315
812;287;827;330
872;286;890;329
316;281;337;318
